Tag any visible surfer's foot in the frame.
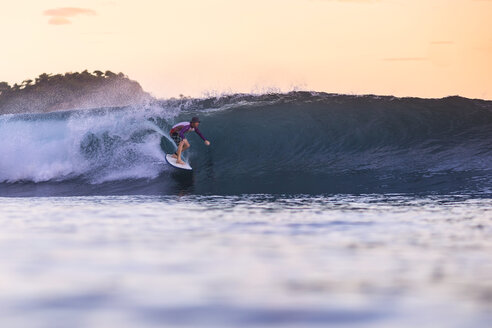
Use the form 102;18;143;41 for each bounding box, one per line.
171;153;178;159
177;160;185;165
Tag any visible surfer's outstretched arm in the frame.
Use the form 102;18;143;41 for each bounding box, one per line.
195;128;210;146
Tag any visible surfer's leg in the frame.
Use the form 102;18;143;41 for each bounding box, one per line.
171;133;181;158
176;141;184;162
182;139;190;151
176;139;189;164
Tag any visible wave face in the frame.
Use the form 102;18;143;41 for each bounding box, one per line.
1;92;491;196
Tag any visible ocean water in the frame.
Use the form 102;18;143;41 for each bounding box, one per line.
0;92;491;327
0;93;491;194
0;194;491;328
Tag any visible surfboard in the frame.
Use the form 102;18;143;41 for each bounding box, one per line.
165;154;192;171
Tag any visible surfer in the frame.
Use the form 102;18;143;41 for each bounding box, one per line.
170;117;210;165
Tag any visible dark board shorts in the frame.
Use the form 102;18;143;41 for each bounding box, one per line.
171;132;183;146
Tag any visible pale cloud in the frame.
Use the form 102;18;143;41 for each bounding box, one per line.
48;17;71;25
476;39;492;53
43;7;97;25
312;0;382;3
431;41;454;45
383;57;428;62
336;0;381;2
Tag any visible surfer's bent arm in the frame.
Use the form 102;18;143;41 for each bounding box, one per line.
195;128;210;145
175;123;209;146
195;128;206;141
178;125;191;140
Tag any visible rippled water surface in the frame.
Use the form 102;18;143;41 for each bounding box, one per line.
0;194;491;327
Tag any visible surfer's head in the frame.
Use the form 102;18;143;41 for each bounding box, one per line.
190;116;200;128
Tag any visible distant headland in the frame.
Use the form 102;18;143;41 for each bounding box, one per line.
0;70;152;115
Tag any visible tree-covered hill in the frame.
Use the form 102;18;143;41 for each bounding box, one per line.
0;70;152;114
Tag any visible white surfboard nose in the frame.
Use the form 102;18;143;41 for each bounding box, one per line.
165;154;193;171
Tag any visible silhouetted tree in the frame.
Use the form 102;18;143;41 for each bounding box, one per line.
0;82;10;93
93;70;104;77
35;73;52;85
104;71;116;78
22;79;33;88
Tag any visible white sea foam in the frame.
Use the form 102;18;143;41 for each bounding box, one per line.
0;104;176;183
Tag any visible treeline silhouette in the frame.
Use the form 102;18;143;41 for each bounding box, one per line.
0;70;151;114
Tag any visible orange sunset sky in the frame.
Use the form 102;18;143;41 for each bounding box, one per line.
1;0;491;99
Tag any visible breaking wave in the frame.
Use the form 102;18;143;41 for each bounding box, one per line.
0;92;491;195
